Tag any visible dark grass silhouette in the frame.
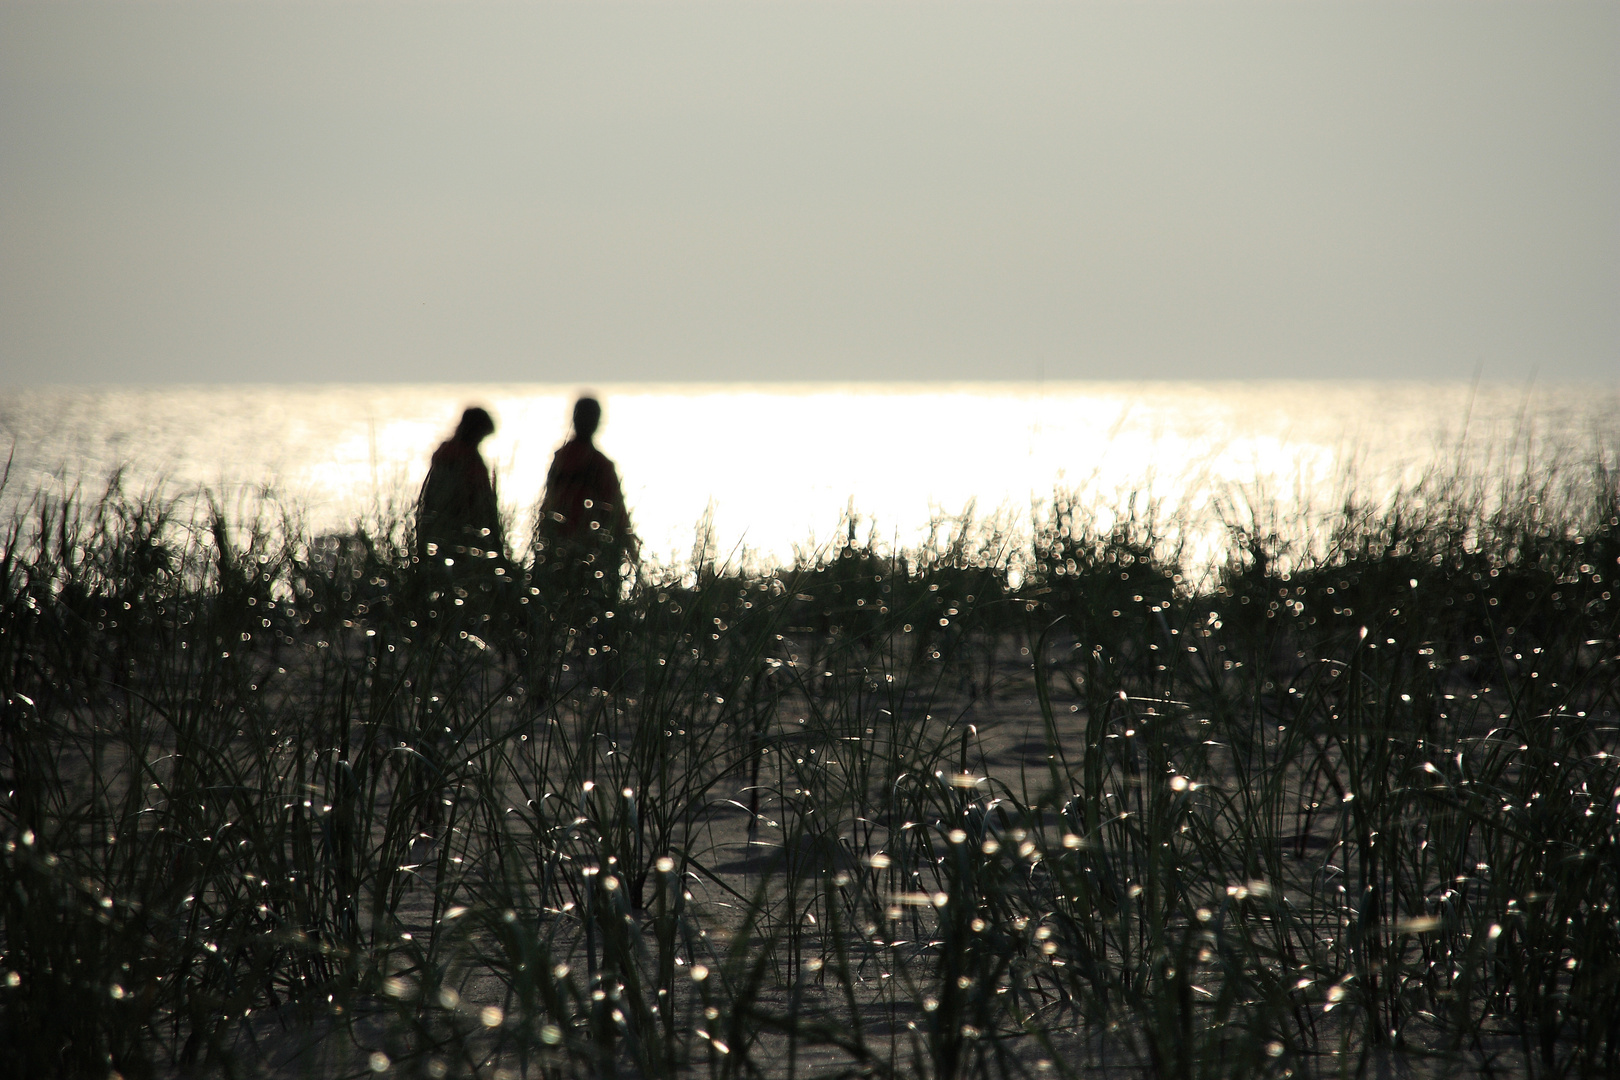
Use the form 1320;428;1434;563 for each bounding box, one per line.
0;456;1616;1079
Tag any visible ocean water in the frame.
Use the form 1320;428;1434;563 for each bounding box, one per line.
2;381;1615;571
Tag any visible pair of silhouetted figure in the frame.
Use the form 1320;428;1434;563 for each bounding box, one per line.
416;398;635;597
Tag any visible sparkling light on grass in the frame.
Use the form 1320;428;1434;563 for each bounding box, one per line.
0;456;1615;1076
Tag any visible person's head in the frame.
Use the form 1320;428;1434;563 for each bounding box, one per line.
572;397;602;440
455;406;496;444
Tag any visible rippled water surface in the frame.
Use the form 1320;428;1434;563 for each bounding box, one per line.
2;382;1615;568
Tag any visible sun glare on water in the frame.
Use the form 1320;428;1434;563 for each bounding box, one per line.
1;381;1612;574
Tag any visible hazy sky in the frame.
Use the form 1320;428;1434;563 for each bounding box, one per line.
2;1;1615;385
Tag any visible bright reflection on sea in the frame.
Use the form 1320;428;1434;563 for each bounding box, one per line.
2;381;1615;575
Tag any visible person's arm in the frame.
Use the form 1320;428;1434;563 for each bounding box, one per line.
418;449;452;524
470;457;505;550
603;460;639;560
539;452;557;513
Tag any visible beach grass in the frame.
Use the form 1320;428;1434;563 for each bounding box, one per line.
0;459;1616;1079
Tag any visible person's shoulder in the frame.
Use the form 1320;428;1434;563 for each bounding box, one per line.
559;439;615;466
574;442;614;467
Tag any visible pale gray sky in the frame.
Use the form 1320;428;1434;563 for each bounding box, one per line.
2;1;1615;385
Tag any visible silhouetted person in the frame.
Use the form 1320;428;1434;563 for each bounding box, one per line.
417;406;504;568
535;397;637;636
540;399;633;545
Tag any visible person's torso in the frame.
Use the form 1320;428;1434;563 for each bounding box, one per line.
546;442;619;538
